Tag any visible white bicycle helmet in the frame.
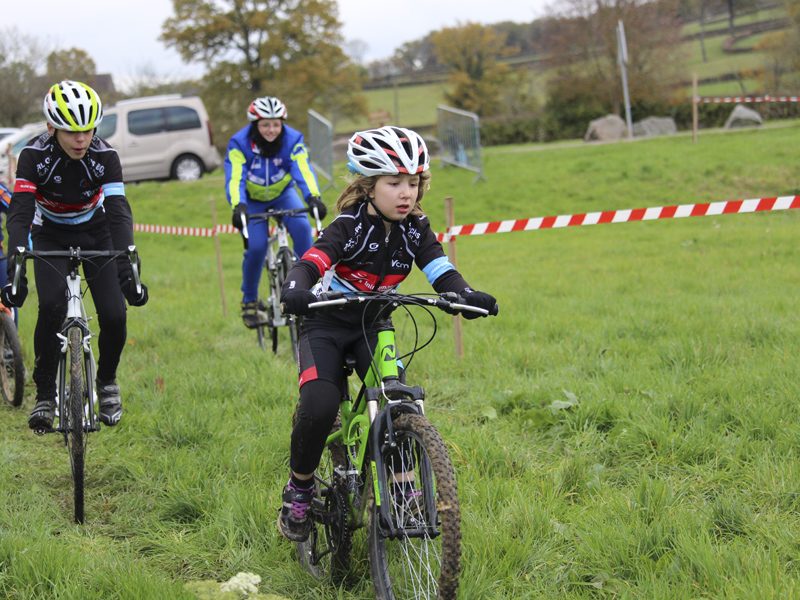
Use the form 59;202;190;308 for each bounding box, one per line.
347;126;430;176
247;96;288;121
42;80;103;132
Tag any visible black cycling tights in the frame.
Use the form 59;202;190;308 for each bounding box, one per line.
290;379;341;476
31;225;127;399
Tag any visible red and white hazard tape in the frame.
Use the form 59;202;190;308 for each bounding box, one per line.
134;223;234;237
697;95;799;104
134;223;306;237
134;195;800;242
434;195;800;242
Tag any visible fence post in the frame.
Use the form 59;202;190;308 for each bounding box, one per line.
210;198;228;317
445;196;463;359
692;73;699;144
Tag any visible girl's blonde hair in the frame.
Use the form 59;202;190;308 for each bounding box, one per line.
335;171;432;217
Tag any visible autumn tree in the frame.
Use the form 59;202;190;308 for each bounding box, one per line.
0;28;48;126
757;0;800;92
45;48;97;82
543;0;686;134
430;23;518;116
160;0;366;145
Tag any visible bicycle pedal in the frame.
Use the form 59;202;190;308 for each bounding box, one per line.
32;426;54;436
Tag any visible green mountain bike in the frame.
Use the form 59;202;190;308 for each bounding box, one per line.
295;291;493;599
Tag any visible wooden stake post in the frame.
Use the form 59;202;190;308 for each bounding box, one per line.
445;196;463;358
692;73;699;144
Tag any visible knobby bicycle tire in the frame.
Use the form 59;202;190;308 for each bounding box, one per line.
256;322;267;351
0;312;24;407
264;250;281;354
296;415;353;584
271;247;297;357
368;413;461;600
278;249;300;360
66;327;86;524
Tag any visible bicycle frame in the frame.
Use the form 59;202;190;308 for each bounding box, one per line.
13;245;142;435
265;219;291;328
54;261;98;434
324;319;428;535
242;206;321;354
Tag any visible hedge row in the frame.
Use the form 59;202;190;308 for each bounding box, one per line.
479;101;800;146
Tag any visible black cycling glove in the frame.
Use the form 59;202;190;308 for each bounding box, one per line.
1;280;27;308
461;289;499;320
232;203;247;231
281;289;317;316
306;195;327;221
122;280;149;307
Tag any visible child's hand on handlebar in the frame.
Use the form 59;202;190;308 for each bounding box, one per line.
461;290;499;319
282;289;317;315
122;280;149;307
1;281;27;308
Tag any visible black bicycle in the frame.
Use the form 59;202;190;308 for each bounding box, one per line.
295;291;493;599
0;304;24;408
11;246;142;524
242;207;322;357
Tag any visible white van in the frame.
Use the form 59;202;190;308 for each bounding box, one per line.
0;123;48;186
95;95;221;182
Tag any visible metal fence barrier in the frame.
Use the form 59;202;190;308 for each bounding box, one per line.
307;109;334;192
436;105;484;181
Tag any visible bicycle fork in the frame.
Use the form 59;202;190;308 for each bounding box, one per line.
365;328;436;540
55;273;99;434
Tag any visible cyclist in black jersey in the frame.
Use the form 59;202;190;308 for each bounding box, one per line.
276;125;498;542
1;80;149;431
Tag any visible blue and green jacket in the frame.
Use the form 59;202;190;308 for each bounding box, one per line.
224;123;320;208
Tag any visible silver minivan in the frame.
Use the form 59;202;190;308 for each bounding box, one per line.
95;95;221;182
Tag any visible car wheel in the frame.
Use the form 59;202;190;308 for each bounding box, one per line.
171;154;204;181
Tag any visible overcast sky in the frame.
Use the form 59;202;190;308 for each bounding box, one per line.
6;0;549;90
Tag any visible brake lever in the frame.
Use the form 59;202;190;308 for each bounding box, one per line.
11;246;26;296
127;245;142;295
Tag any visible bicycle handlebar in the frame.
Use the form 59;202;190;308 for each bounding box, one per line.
306;291;490;317
241;206;323;241
11;246;142;296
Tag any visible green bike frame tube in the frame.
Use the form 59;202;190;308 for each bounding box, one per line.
365;328;399;386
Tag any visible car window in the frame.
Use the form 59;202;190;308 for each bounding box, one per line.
165;106;201;131
13;133;42;154
128;108;166;136
96;114;117;139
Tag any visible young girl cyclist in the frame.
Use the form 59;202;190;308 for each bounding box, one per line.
276;125;498;541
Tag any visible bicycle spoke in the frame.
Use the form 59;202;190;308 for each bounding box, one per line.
369;414;461;599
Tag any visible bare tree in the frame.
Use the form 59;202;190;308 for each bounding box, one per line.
543;0;687;114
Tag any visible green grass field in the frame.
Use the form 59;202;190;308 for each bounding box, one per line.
1;123;799;599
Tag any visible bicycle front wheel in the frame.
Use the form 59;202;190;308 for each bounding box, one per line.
368;413;461;600
0;312;24;407
66;327;86;524
276;248;299;359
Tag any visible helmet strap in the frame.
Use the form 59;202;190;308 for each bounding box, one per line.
368;199;397;224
